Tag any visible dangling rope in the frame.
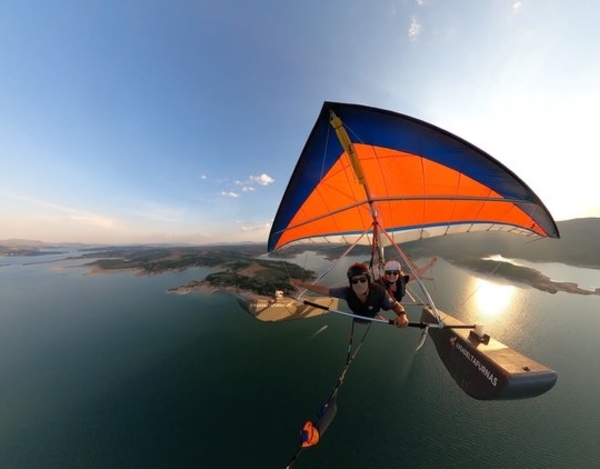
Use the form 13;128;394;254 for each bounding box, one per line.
284;320;373;468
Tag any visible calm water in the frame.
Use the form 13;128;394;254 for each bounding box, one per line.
1;252;599;468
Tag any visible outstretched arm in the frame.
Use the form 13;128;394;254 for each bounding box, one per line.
409;257;438;280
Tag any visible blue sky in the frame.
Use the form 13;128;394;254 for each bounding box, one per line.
1;0;599;245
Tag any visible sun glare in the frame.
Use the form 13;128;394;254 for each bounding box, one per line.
471;278;516;320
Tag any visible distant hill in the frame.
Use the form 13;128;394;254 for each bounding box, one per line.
2;218;599;268
401;218;600;268
0;239;87;257
0;239;46;248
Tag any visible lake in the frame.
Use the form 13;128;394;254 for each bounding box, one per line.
1;251;599;468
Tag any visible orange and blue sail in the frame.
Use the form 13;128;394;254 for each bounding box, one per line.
268;102;559;252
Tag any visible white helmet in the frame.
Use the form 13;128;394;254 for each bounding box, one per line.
384;260;401;271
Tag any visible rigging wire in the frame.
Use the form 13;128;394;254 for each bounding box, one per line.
284;320;373;469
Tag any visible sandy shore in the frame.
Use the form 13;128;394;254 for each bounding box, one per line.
166;280;238;296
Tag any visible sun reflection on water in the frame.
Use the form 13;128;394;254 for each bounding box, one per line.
469;277;517;320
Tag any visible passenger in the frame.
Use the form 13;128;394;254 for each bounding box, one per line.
378;258;437;302
294;262;408;328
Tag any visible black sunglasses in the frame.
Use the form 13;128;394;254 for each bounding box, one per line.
385;270;399;275
350;277;368;284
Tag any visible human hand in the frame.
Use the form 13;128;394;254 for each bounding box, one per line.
394;314;409;328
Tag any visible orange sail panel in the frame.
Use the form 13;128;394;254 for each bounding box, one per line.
269;102;558;252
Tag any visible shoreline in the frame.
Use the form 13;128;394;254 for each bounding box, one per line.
166;280;239;296
79;256;600;298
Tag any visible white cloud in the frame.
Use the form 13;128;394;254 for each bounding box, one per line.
221;191;240;198
228;173;274;195
250;173;274;186
512;1;523;15
200;174;207;180
408;15;422;41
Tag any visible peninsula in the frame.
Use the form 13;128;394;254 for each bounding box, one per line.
72;245;315;297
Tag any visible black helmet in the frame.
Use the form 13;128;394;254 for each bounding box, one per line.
346;263;370;281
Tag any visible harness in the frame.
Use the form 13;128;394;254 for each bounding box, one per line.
345;283;388;317
382;275;408;301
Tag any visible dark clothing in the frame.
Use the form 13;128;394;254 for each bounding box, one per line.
378;274;410;301
329;282;396;318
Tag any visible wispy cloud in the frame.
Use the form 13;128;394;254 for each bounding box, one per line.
238;220;271;232
69;215;115;228
128;201;187;223
221;191;240;198
0;189;116;228
408;15;422;41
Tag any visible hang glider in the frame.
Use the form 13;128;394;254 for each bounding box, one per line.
259;102;560;467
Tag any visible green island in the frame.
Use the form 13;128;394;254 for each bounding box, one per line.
444;256;600;295
72;245;315;296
